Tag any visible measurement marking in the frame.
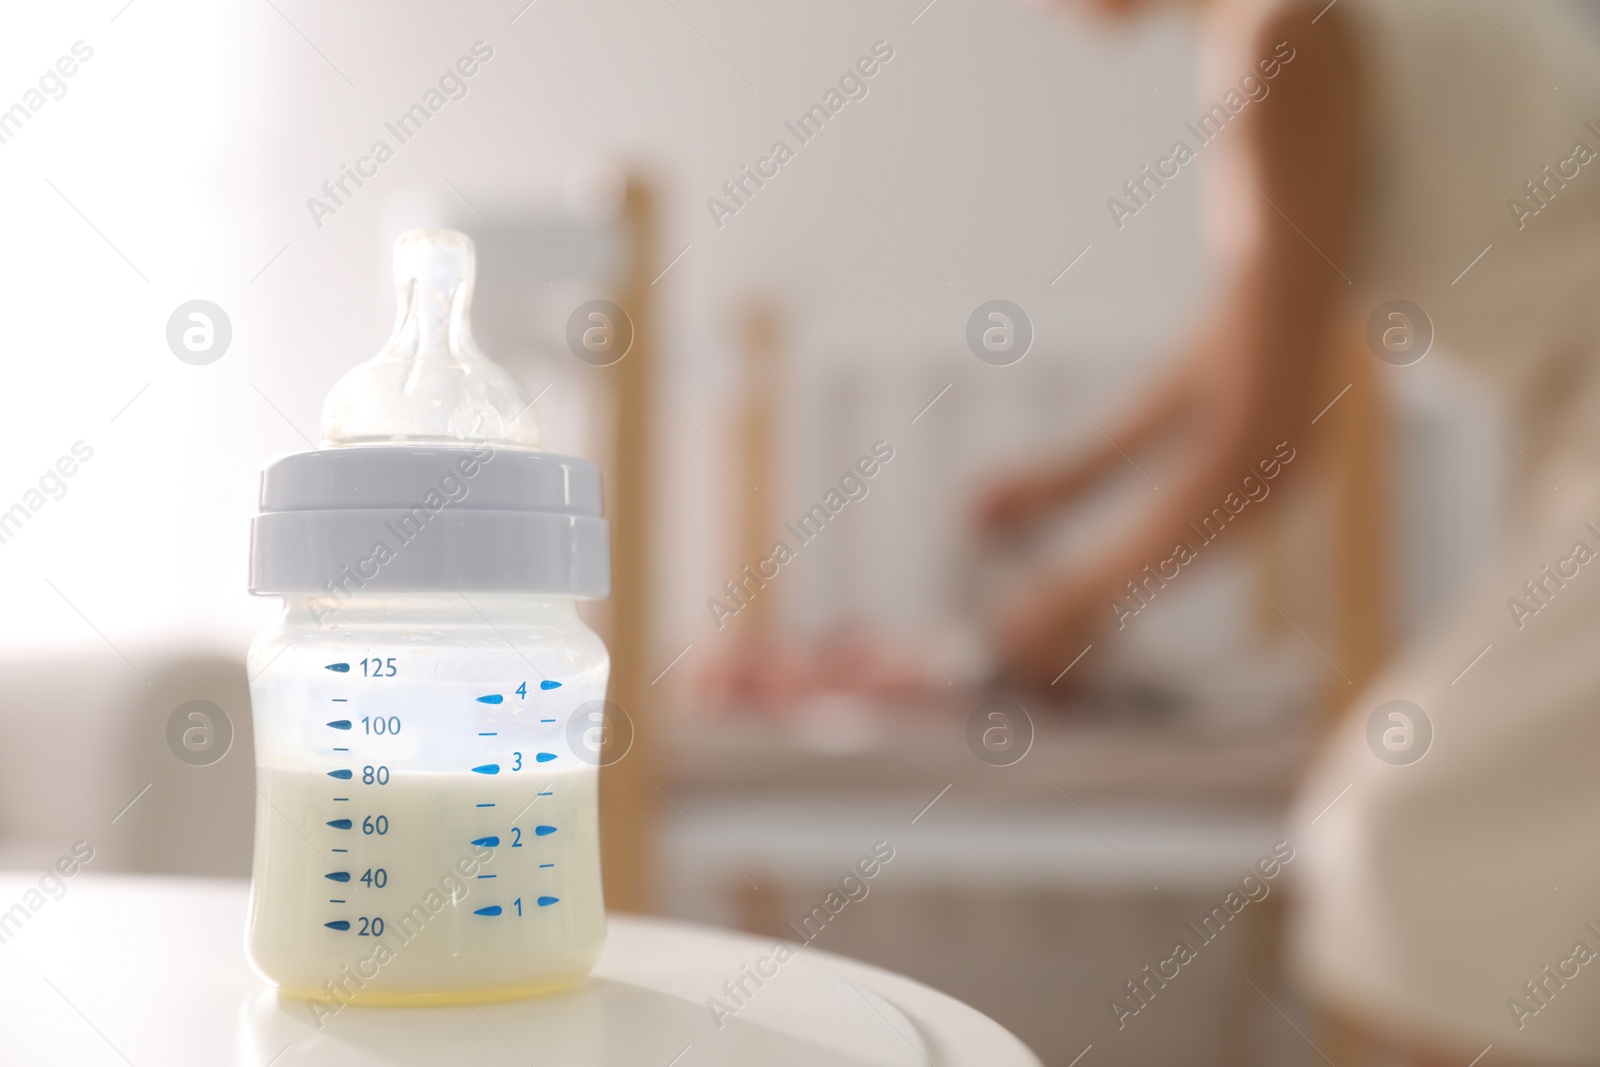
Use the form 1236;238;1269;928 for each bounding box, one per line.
333;747;347;752
477;694;504;704
332;798;348;802
328;899;344;904
540;718;555;723
331;848;348;853
1453;643;1494;685
325;920;350;931
509;783;557;823
327;819;352;829
535;825;556;836
536;752;556;763
325;662;350;673
331;698;348;702
476;803;495;808
327;719;351;729
539;863;554;868
472;764;501;775
912;783;952;824
538;791;553;797
328;769;353;779
479;732;498;736
472;836;501;847
538;896;558;906
474;905;503;917
540;680;562;690
325;872;350;882
478;874;497;879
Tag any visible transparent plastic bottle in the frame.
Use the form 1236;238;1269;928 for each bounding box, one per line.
245;230;611;1006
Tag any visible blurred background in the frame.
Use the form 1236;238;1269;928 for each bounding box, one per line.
0;1;1554;1064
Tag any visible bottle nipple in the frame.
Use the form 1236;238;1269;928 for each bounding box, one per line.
321;228;541;448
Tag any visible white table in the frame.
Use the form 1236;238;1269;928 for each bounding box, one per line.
0;874;1038;1066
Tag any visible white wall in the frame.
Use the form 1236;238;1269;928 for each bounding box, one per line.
0;0;1501;685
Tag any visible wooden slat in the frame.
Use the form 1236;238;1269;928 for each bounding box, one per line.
596;174;658;913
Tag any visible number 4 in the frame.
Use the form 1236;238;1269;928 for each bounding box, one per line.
516;682;527;699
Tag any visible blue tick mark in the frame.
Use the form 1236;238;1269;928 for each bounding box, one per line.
327;720;351;730
325;663;350;673
471;764;500;775
477;694;503;704
535;752;556;763
537;896;559;907
471;836;500;847
535;825;556;837
325;920;351;931
327;819;352;829
474;905;502;917
325;871;350;882
540;680;561;690
328;769;352;780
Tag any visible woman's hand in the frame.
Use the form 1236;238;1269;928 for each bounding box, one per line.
991;568;1105;691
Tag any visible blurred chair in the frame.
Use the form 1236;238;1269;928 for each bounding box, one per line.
449;169;662;914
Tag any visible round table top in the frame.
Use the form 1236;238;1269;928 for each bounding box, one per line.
0;873;1039;1066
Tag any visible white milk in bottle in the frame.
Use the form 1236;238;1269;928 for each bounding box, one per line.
245;229;614;1005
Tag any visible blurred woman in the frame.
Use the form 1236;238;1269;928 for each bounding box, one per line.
980;0;1600;1062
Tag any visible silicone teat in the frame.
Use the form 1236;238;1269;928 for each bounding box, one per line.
321;228;541;449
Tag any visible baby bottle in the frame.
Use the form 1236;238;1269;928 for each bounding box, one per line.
244;229;611;1006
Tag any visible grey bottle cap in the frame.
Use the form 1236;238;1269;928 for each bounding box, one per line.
249;446;609;597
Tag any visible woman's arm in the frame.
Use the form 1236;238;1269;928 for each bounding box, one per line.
996;0;1369;685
